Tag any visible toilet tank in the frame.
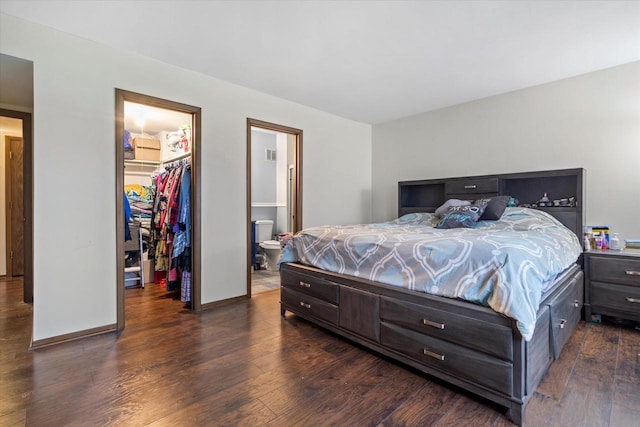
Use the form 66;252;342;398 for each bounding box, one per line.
254;220;273;242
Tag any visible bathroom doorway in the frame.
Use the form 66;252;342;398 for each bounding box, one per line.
246;119;302;297
115;89;202;331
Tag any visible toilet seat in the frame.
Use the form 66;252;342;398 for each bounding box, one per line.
260;240;281;250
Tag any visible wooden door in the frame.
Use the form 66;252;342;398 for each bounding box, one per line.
5;136;24;277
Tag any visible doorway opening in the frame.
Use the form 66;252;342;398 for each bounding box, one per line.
246;119;302;297
0;110;33;303
3;117;24;279
0;53;34;304
115;89;202;330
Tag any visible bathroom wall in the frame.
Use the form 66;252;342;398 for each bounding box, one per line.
251;129;277;205
251;128;291;236
251;129;278;234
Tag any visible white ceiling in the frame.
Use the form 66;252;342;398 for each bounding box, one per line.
1;1;639;124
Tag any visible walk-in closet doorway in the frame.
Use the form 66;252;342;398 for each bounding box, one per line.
115;89;202;330
246;119;302;297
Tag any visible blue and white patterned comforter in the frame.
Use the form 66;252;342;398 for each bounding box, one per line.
280;207;582;340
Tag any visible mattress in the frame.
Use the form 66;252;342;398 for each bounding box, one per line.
279;207;583;340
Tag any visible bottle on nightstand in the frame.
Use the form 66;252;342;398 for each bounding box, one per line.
610;233;622;251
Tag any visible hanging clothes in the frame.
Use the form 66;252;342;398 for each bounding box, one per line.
124;192;132;241
176;166;191;302
172;166;190;260
149;161;192;301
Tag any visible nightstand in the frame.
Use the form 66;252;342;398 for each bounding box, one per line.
584;249;640;323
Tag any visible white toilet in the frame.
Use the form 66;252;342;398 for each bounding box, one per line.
255;220;282;271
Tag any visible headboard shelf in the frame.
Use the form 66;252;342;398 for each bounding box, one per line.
398;168;585;237
399;180;446;210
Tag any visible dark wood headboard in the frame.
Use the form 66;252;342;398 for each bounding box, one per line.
398;168;585;237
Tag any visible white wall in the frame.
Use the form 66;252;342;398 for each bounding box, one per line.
372;61;640;240
0;13;372;341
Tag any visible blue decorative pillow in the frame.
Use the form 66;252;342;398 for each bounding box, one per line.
436;204;486;229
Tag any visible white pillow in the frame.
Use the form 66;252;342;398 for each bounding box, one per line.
435;199;471;218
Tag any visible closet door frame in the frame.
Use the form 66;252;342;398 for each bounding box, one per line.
115;89;202;331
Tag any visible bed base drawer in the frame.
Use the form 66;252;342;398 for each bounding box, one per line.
281;286;339;326
281;268;339;304
381;322;513;395
547;272;583;359
380;296;513;361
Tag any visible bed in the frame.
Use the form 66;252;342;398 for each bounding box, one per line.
279;168;585;426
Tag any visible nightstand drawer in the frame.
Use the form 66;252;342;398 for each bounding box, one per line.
591;281;640;314
589;257;640;286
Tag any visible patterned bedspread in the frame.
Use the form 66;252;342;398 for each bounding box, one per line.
279;207;582;340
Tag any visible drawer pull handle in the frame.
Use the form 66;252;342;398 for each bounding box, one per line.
423;348;445;361
559;319;567;329
625;297;640;304
573;300;580;308
464;185;477;189
422;319;445;330
299;301;311;309
299;281;311;288
625;270;640;276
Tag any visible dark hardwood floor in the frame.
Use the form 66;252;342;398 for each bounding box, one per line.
1;276;639;426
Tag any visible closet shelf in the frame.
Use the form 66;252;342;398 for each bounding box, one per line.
125;159;160;177
125;159;161;166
